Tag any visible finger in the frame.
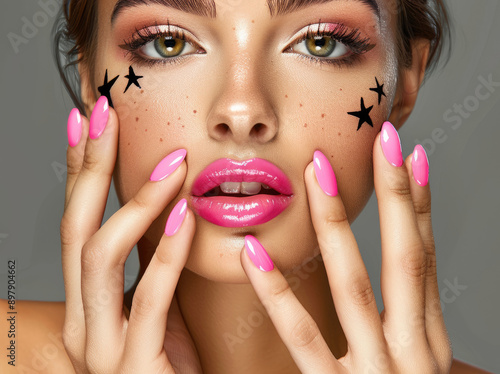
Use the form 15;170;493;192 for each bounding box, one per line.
407;146;452;370
81;150;188;361
60;96;117;349
65;108;89;211
375;122;428;347
240;235;341;374
124;200;194;367
306;151;387;367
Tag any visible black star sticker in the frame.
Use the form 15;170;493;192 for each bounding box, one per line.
369;77;386;105
98;70;119;108
124;66;143;93
348;97;374;131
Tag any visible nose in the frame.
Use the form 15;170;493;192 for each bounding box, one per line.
205;55;279;145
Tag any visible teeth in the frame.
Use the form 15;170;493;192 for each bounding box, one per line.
262;184;271;189
219;182;240;194
240;182;262;195
219;182;266;195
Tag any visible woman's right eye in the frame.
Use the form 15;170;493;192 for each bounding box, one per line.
140;34;199;60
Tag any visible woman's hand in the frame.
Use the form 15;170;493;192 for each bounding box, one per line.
240;121;453;373
60;97;202;373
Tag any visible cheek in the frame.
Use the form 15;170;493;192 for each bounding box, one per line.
277;69;394;220
109;71;203;205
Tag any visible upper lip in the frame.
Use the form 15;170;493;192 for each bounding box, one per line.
191;158;294;197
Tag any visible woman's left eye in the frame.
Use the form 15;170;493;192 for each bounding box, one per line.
290;35;350;60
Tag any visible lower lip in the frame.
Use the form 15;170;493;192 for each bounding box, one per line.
190;194;293;227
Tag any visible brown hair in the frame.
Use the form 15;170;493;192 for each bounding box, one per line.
52;0;452;115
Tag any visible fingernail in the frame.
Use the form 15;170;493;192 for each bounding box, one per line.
244;235;274;272
380;121;403;167
165;198;188;236
150;149;187;182
67;108;82;147
412;144;429;186
313;150;338;197
89;96;109;139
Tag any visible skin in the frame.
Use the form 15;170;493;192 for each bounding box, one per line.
59;0;455;372
7;0;492;372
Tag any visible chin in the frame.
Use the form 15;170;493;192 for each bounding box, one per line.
181;194;320;284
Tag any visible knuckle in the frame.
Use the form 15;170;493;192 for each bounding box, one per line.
130;287;156;320
82;150;101;173
129;193;150;213
425;252;438;279
289;313;321;350
348;272;376;307
400;249;427;283
414;198;432;216
81;242;107;276
60;214;79;248
268;278;293;306
388;184;413;203
324;210;349;227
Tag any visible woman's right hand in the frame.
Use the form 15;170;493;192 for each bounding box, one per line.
60;96;202;373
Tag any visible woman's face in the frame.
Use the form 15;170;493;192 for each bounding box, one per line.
92;0;399;283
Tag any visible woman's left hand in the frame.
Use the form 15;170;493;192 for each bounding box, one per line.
240;121;453;373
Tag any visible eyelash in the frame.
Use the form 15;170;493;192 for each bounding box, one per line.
119;20;376;68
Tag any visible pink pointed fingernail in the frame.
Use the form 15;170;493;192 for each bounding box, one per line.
165;199;188;236
412;144;429;186
67;108;82;147
89;96;109;139
380;121;403;167
150;149;187;182
244;235;274;272
313;150;338;197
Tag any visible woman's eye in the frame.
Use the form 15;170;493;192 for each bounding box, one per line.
140;35;198;59
290;35;350;60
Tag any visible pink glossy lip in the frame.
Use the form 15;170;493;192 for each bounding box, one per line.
190;158;294;227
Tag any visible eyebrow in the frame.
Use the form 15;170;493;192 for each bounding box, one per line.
111;0;380;24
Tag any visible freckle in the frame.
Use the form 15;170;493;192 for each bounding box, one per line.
145;109;148;112
186;96;189;98
134;101;136;104
178;116;181;120
182;125;185;128
160;138;163;142
338;132;341;136
285;94;288;98
322;127;324;130
340;167;344;170
128;142;130;146
135;117;139;122
299;103;303;107
141;90;144;94
145;128;148;132
251;19;255;23
304;123;307;127
232;27;235;30
340;88;343;91
167;121;170;125
321;113;325;118
193;110;197;113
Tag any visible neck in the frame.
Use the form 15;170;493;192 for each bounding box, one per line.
128;237;347;374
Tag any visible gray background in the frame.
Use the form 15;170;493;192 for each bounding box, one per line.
1;0;499;372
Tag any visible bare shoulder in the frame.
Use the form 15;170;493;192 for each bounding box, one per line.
451;358;494;374
0;298;75;373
